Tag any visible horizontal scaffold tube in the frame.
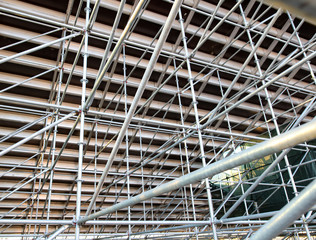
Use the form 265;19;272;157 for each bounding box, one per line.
0;95;195;131
78;118;316;224
0;111;76;157
0;219;314;225
0;220;209;225
0;32;80;65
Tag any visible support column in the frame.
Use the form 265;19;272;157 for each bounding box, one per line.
75;0;90;238
122;44;132;239
45;29;66;235
174;58;199;239
178;9;218;240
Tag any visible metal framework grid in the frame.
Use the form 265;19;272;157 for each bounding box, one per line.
0;0;316;239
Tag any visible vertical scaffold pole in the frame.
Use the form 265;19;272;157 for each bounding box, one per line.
174;58;199;239
178;8;218;240
123;44;132;239
76;0;90;238
45;28;66;235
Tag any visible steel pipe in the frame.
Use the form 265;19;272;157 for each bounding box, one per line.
84;0;183;216
0;219;209;225
250;178;316;240
46;224;70;240
96;0;126;80
178;8;218;239
84;0;147;109
78;118;316;223
221;97;316;219
0;95;196;130
0;112;76;157
4;218;314;226
201;50;316;129
207;8;282;123
75;0;90;238
0;32;80;65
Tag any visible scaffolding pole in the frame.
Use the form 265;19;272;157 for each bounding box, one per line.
0;1;316;238
85;0;183;216
250;178;316;240
76;119;316;224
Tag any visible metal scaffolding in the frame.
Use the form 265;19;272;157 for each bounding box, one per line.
0;0;315;239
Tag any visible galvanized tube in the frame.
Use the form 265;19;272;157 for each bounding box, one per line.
46;224;70;240
84;0;146;109
250;178;316;240
0;112;76;157
79;118;316;223
178;8;218;239
0;95;196;130
95;0;126;79
205;8;282;124
0;32;80;65
84;0;183;216
75;0;90;238
201;50;316;129
3;218;314;226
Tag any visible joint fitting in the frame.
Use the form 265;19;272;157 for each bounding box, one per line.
83;105;90;113
192;101;198;105
84;7;91;13
80;78;89;83
78;141;86;147
82;28;91;35
265;95;271;100
81;52;90;58
189;53;195;59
